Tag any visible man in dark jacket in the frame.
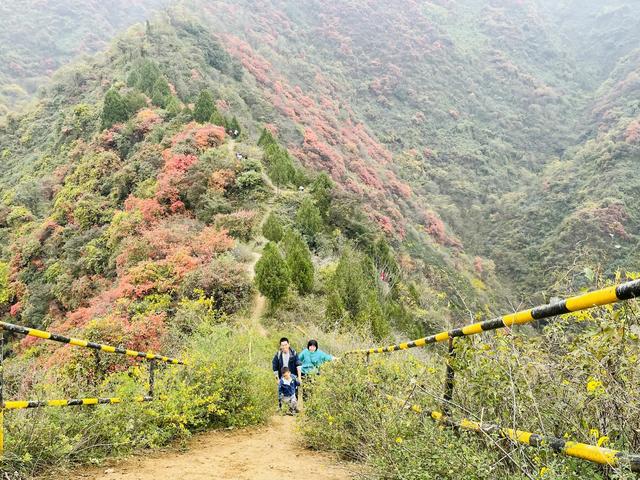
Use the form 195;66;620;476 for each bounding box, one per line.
272;337;302;383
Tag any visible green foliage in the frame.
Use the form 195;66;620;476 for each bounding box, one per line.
282;229;314;295
101;87;130;129
262;211;284;242
325;245;389;339
0;260;10;305
228;116;241;137
193;90;216;123
3;323;274;475
259;131;297;186
130;59;161;95
310;172;333;219
301;347;630;480
254;242;290;306
235;170;262;190
151;76;171;108
209;108;227;128
257;127;275;147
295;196;323;245
180;256;253;314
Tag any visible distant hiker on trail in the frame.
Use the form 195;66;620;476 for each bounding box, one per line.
272;337;302;383
299;339;334;378
278;367;300;414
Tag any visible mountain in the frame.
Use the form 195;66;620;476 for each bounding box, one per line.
3;1;638;300
1;2;639;477
0;0;170;117
158;0;639;295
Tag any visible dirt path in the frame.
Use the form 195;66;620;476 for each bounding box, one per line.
72;416;356;480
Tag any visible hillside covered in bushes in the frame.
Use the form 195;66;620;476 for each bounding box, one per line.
0;1;639;479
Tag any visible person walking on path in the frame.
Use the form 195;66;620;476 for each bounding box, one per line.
272;337;302;383
298;339;335;400
299;339;335;376
278;367;300;414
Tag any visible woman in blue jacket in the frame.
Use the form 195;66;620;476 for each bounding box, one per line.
299;339;334;377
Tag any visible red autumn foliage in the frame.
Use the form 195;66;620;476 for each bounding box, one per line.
421;210;462;248
170;122;225;150
209;169;237;192
474;256;484;275
377;215;395;235
156;151;198;207
124;196;164;224
192;227;235;259
194;124;226;148
625;120;640;144
133;108;162;134
10;302;22;316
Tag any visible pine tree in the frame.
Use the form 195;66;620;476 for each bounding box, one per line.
136;60;161;94
101;88;129;129
255;242;290;306
258;127;276;147
123;91;147;116
282;230;314;294
194;90;216;123
357;293;390;340
165;96;182;118
151;76;171;108
326;246;378;326
210;109;227;128
311;172;333;219
268;149;295;186
262;212;284;242
296;196;323;242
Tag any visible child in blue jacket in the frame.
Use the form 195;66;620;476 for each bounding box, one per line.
278;367;300;414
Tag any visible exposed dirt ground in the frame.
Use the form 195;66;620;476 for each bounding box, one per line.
68;416;357;480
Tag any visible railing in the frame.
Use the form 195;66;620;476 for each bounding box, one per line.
0;320;186;458
348;279;640;473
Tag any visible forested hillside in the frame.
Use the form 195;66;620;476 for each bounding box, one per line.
150;0;639;296
0;15;505;473
0;2;639;478
0;0;170;117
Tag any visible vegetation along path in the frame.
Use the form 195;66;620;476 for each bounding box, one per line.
70;416;356;480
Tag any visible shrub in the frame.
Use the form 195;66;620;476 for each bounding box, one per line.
193;90;216;123
282;229;314;294
2;323;274;476
262;211;284;242
295;196;323;244
102;87;130;129
254;242;290;306
235;170;262;190
214;210;257;242
180;256;252;314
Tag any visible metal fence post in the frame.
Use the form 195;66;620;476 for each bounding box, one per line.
148;360;156;398
1;331;4;459
443;337;455;416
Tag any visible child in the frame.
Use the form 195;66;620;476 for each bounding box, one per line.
278;367;300;414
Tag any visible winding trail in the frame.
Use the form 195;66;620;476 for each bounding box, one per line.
51;142;358;480
73;416;356;480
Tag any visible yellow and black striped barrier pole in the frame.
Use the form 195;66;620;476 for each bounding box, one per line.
0;321;187;365
1;395;154;410
348;279;640;355
425;409;640;473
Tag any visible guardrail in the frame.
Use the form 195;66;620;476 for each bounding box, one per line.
348;279;640;355
429;408;640;472
0;321;185;458
352;279;640;473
